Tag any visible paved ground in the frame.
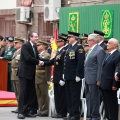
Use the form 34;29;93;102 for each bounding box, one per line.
0;107;63;120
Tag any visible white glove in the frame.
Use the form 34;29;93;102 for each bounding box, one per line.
39;60;44;66
62;74;64;80
59;80;65;86
75;76;81;82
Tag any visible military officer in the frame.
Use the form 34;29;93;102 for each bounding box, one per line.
35;40;51;117
94;30;107;51
78;33;88;45
11;38;24;113
39;35;68;118
63;31;85;120
0;36;16;91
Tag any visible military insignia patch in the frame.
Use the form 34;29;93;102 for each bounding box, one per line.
69;50;75;59
78;49;83;53
77;43;81;46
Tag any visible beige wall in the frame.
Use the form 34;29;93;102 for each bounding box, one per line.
61;0;120;7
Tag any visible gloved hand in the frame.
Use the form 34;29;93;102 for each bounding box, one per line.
75;76;81;82
39;60;44;66
59;80;65;86
62;74;64;80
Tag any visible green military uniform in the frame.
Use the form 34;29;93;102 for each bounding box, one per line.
35;40;51;116
3;37;16;91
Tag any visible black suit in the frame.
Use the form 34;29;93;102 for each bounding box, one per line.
18;41;39;114
100;41;107;51
44;47;67;117
99;50;120;120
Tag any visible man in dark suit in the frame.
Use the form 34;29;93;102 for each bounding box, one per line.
94;30;107;51
39;35;67;118
98;38;120;120
63;31;85;120
17;32;40;119
84;34;105;120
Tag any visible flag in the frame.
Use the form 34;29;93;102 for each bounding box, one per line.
50;27;58;78
51;27;58;59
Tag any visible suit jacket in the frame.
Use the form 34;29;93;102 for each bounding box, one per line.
11;48;21;80
63;42;85;80
100;41;107;51
84;45;105;84
44;47;66;83
17;41;39;79
35;51;51;84
100;50;120;90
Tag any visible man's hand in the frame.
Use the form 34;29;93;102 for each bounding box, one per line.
59;80;65;86
39;60;44;66
96;81;100;86
114;72;120;81
75;76;81;82
112;86;117;91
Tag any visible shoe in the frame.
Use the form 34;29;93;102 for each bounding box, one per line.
11;109;18;113
39;113;48;117
63;116;71;120
52;114;63;118
25;113;36;117
17;114;25;119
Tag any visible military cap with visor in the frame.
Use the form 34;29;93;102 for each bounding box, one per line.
56;35;67;42
36;40;49;46
94;30;105;36
67;31;80;37
14;37;24;43
7;36;14;42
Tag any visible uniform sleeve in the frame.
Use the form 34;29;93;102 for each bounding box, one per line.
76;45;85;79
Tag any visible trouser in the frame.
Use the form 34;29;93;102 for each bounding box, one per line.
100;89;118;120
18;77;38;114
54;82;67;116
65;80;81;118
36;83;49;114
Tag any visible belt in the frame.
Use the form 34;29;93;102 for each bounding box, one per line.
8;61;12;64
36;70;45;73
12;68;18;71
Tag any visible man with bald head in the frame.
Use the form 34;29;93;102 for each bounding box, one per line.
84;34;105;120
98;38;120;120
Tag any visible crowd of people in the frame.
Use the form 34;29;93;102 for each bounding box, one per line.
0;30;120;120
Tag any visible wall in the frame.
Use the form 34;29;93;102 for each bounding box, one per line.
0;0;16;9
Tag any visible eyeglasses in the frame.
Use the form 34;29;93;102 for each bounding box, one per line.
87;39;93;42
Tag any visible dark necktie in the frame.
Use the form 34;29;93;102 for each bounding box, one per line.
105;53;111;61
33;45;36;58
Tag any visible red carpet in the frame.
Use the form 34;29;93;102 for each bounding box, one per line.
0;91;18;106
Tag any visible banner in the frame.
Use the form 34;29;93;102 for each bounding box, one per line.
20;0;32;6
68;12;79;32
101;10;113;38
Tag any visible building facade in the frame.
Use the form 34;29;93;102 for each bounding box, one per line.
0;0;120;40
